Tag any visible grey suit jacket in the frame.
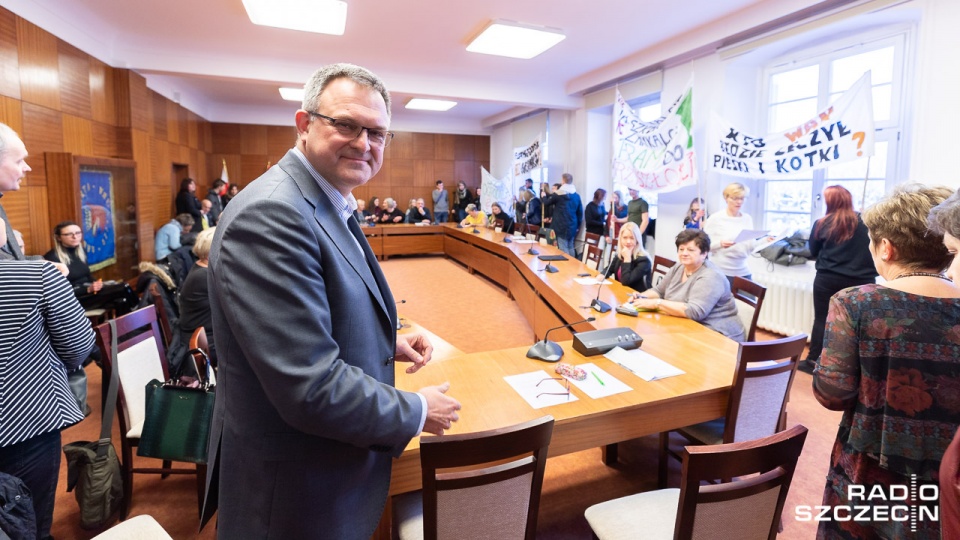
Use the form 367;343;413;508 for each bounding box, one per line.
202;150;423;539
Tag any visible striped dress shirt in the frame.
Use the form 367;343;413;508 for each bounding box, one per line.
0;260;94;448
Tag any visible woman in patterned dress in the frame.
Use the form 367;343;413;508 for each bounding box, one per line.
813;184;960;540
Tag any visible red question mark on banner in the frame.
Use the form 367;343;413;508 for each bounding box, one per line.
852;132;865;156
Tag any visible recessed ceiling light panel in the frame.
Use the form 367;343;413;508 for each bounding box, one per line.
405;98;458;111
243;0;347;35
279;87;306;102
466;20;565;59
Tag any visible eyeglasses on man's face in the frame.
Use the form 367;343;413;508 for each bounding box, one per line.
307;111;394;148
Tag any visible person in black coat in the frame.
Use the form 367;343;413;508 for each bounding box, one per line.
175;177;202;225
487;202;514;234
585;188;608;236
602;221;652;291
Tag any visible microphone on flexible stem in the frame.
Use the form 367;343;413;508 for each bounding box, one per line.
472;228;480;234
591;258;618;313
526;317;597;362
503;235;512;243
538;263;558;274
395;299;406;330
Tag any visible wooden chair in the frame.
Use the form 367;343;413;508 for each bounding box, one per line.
148;286;174;348
586;424;808;540
658;334;807;488
188;326;216;385
652;255;676;287
393;416;555;540
94;306;206;520
731;276;767;342
584;243;604;271
582;232;602;264
523;223;540;238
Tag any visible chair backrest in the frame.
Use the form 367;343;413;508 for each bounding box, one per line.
419;416;554;540
674;424;808;540
723;334;806;445
524;224;540;237
584;244;603;271
652;255;676;287
94;306;170;439
731;276;767;342
582;232;602;264
148;285;174;347
188;326;216;385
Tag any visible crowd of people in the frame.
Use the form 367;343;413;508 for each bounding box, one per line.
2;60;960;539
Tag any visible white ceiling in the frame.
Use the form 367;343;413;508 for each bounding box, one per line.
5;0;842;134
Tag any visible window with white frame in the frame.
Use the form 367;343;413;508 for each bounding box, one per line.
761;32;907;230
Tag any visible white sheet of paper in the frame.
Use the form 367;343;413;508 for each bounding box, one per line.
514;238;538;244
604;347;685;381
565;363;631;399
504;371;579;409
734;229;768;243
752;227;792;253
574;277;612;285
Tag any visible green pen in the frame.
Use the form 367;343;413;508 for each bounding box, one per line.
592;371;605;386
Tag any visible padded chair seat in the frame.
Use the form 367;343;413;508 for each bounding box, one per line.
584;488;680;540
678;417;725;446
394;490;425;540
92;514;172;539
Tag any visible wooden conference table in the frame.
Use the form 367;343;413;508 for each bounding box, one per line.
375;224;740;536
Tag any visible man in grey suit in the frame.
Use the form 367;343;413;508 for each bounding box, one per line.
201;64;462;539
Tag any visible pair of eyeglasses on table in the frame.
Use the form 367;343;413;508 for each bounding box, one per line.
536;377;571;400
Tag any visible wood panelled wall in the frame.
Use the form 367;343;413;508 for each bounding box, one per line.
0;6;489;279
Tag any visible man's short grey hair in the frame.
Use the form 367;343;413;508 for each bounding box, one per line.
384;197;397;209
0;123;20;159
302;63;391;118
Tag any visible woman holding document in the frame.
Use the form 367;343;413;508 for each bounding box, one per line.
703;182;760;286
629;229;745;342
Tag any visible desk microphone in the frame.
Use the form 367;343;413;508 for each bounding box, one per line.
591;258;618;313
527;247;540;255
526;317;596;362
503;235;512;243
395;299;406;330
472;228;480;234
538;263;558;274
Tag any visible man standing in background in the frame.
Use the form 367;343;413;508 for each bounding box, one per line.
0;123;30;260
627;186;650;236
433;179;449;224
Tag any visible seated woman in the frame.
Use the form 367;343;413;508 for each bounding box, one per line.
629;229;745;342
406;198;432;224
459;203;487;228
178;228;218;372
378;198;405;224
43;221;138;314
487;202;514;233
367;196;382;223
813;184;960;540
602;222;651;291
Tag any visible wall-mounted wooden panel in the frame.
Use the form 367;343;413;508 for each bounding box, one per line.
453;136;474;161
112;70;131;128
240;124;267;154
89;58;115;125
22;102;64;183
57;41;90;119
241;154;269;184
16;18;59;110
91;121;118;158
149;138;169;186
413;160;434;187
150;91;167;141
390;159;414;186
411;133;434;160
26;185;49;255
164;98;178;145
127;72;150;130
186;111;199;149
266;125;295;160
434;134;455;160
62;114;93;155
474;136;490;161
0;94;22;133
434;161;455;183
211;123;241;154
0;8;20;99
454;160;479;187
388;131;413;160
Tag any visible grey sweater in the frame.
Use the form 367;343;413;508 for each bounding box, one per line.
653;259;746;342
432;189;449;212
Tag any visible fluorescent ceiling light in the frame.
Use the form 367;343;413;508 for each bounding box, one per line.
279;87;305;102
243;0;347;35
466;20;565;59
405;98;458;111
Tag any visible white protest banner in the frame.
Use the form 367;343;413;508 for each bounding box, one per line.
513;135;542;177
479;167;515;217
612;83;696;194
708;72;874;178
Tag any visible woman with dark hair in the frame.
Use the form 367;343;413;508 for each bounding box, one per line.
683;197;706;229
799;185;877;373
629;229;745;342
43;221;138;313
175;177;202;225
453;181;473;221
368;196;382;223
813;184;960;540
222;183;239;207
584;188;608;236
